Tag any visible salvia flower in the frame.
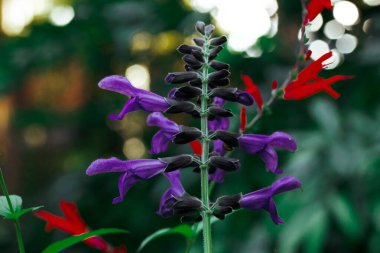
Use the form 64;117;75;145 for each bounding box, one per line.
284;51;353;100
147;112;202;154
99;75;195;120
35;201;126;253
214;176;301;224
157;170;203;221
215;131;297;174
242;75;264;111
86;155;195;203
157;171;186;217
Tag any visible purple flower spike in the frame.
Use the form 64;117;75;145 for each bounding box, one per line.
99;75;171;120
157;171;186;217
239;176;302;225
238;132;297;174
147;112;181;154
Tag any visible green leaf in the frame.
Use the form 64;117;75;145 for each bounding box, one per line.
138;224;195;252
5;206;43;220
329;193;362;240
0;195;22;217
41;228;128;253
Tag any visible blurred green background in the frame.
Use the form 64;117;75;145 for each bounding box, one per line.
0;0;379;252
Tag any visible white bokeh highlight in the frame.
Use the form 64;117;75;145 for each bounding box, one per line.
333;1;360;26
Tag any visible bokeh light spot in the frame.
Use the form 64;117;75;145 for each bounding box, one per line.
324;20;345;39
49;6;75;27
307;14;323;32
309;40;330;60
333;1;359;26
23;125;47;147
125;64;150;91
336;34;358;54
123;138;146;159
363;0;380;6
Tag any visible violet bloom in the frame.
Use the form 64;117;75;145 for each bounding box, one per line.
157;171;185;217
86;155;194;204
208;98;229;131
238;132;297;174
208;98;230;183
99;75;195;120
239;176;301;224
208;140;226;183
147;112;202;154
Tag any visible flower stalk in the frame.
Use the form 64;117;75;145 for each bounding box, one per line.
0;167;26;253
200;35;212;253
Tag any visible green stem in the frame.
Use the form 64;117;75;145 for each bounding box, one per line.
15;220;26;253
200;37;212;253
0;167;15;213
0;167;26;253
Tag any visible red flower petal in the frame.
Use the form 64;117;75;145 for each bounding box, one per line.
305;0;332;24
271;80;278;90
242;75;264;111
35;200;126;253
240;107;247;132
189;140;202;155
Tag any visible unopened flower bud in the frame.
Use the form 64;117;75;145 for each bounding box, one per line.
210;36;227;46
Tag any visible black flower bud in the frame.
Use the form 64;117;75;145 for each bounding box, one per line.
208;78;230;88
182;55;203;69
213;194;242;220
165;71;199;84
195;21;206;35
211;88;254;106
166;100;196;113
208;69;231;81
214;130;240;148
170;86;202;100
160;155;196;172
204;24;215;37
193;38;205;47
172;193;203;215
210;36;227;46
189;78;202;87
209;156;240;171
177;44;201;54
173;126;202;144
208;106;233;118
209;60;230;71
191;50;204;62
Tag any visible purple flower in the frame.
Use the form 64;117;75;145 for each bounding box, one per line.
238;132;297;174
208;98;229;131
86;155;194;204
239;176;302;224
209;140;226;183
157;171;186;217
147;112;202;154
147;112;180;154
99;75;195;120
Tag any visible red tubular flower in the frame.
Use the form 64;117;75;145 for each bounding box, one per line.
304;0;332;24
240;107;247;132
271;80;278;90
189;140;202;155
305;50;312;61
242;75;263;111
35;201;126;253
284;51;353;100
